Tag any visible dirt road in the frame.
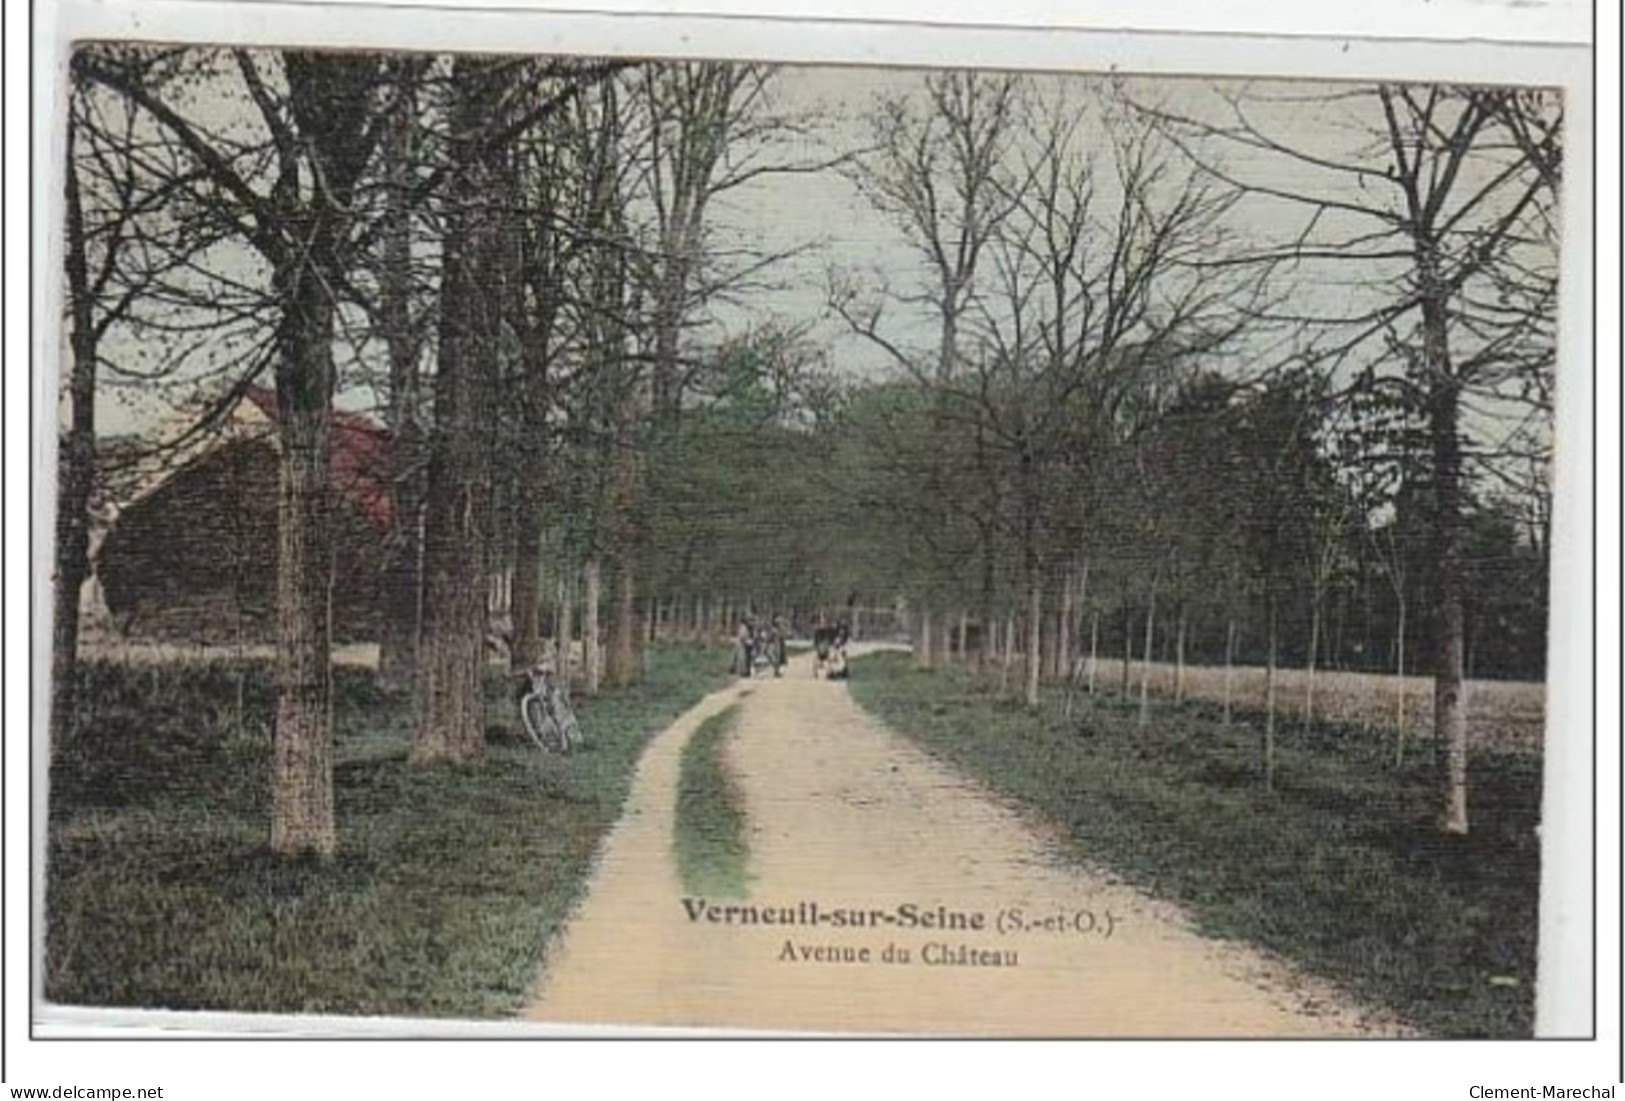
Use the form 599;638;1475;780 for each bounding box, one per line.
520;647;1407;1036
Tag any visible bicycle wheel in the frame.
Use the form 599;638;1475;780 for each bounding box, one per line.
522;694;568;753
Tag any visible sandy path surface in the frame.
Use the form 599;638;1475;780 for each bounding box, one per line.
521;647;1407;1036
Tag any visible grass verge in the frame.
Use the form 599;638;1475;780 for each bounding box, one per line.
673;704;750;898
46;645;730;1018
847;652;1540;1038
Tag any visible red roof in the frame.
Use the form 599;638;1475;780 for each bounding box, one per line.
242;385;396;531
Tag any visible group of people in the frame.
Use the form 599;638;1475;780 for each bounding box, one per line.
728;615;851;680
811;622;850;681
732;616;788;678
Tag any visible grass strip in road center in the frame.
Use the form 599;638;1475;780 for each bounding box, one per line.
846;652;1540;1038
674;703;752;898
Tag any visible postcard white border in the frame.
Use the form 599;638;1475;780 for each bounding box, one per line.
12;0;1616;1097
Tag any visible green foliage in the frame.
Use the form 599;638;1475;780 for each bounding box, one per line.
673;704;751;897
45;647;730;1017
848;653;1540;1037
635;324;892;614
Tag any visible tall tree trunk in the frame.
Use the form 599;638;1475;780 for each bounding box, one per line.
508;304;556;670
957;609;969;665
555;561;575;677
510;511;545;671
583;557;603;695
999;609;1016;698
978;526;997;669
53;134;97;751
1264;601;1278;790
412;58;505;765
603;352;644;687
1394;598;1409;767
377;459;423;692
1087;610;1099;696
1223;615;1238;728
1174;607;1188;704
1137;581;1157;730
267;50;382;853
1057;568;1074;686
1120;605;1133;700
606;554;640;687
1304;597;1322;732
1427;306;1469;832
269;269;338;856
916;607;934;670
376;74;424;695
1025;578;1042;709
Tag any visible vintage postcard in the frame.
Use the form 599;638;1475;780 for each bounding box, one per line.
30;0;1597;1067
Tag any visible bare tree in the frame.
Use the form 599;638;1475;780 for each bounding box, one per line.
833;71;1026;668
1141;81;1557;833
966;86;1253;709
84;47;392;854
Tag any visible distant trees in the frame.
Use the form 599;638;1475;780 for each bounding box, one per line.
836;78;1257;708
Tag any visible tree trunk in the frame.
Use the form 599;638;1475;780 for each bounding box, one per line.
1025;578;1042;710
1057;569;1074;686
508;251;557;671
267;51;381;852
1394;598;1408;767
1174;607;1188;704
1264;602;1278;790
1304;598;1322;732
957;609;969;665
916;607;934;670
606;555;641;687
603;373;643;688
584;557;602;695
1425;289;1470;834
377;462;423;692
509;497;545;671
1087;610;1099;696
978;527;997;669
376;78;425;695
1120;605;1133;699
411;386;496;768
269;271;339;856
1223;615;1237;728
999;609;1016;697
1137;582;1157;730
555;562;574;676
412;58;505;766
53;135;97;751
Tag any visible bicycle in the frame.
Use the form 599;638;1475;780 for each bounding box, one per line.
516;662;583;754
